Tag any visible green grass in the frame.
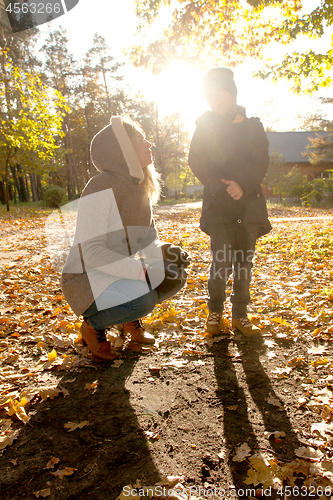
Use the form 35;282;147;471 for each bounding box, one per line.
157;196;202;206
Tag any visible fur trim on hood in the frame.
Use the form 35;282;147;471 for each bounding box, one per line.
90;116;144;184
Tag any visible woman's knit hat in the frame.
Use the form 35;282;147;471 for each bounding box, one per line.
202;68;237;99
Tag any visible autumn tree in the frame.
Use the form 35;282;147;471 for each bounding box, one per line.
304;98;333;176
149;110;191;197
306;134;333;168
130;0;332;93
0;57;68;211
42;28;80;200
0;1;43;203
265;151;288;201
85;34;124;115
283;167;310;203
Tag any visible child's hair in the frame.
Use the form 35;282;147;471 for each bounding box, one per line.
123;117;161;204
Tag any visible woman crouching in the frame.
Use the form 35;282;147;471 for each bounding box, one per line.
61;116;187;361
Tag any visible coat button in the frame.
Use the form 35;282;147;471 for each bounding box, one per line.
237;219;242;224
257;194;260;198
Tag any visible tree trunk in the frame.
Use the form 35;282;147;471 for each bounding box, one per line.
63;119;75;200
8;183;13;202
36;175;43;200
25;174;31;202
66;117;80;195
10;165;21;200
30;173;38;201
0;178;5;204
16;164;28;202
102;68;111;114
5;156;10;211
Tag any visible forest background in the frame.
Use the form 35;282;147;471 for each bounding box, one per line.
1;0;333;210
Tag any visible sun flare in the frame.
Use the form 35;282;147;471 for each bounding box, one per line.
139;62;208;127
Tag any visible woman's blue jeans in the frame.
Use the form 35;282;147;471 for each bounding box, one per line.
83;278;186;330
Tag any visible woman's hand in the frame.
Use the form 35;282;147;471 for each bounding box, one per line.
222;179;244;200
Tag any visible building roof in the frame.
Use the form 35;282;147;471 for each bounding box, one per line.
266;131;330;163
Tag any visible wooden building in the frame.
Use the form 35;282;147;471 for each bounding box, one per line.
266;131;333;180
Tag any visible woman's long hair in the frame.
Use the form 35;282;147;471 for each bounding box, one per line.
123;118;161;204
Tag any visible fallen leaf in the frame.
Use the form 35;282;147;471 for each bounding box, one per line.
265;431;286;439
3;397;29;423
39;387;61;401
64;421;90;432
311;358;331;368
164;359;189;369
112;359;124;368
298;397;308;406
294;446;324;461
155;475;183;487
308;346;328;355
144;430;160;440
244;455;278;489
233;442;251;462
51;467;77;479
311;422;333;442
267;396;283;408
34;488;51;498
85;380;98;393
47;349;57;361
0;428;20;450
270;366;292;377
45;457;60;469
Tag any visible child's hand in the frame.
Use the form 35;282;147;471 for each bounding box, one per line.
222;179;244;200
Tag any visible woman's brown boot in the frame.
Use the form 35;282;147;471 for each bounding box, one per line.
118;319;155;344
81;319;119;361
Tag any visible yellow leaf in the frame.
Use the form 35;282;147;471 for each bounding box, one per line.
39;387;61;401
19;397;28;407
4;398;29;423
311;358;330;367
48;349;57;361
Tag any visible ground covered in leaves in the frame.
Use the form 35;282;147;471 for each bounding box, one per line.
1;202;333;500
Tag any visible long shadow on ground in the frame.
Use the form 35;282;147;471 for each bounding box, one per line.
0;359;161;500
212;335;302;499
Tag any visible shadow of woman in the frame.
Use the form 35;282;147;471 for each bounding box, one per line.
212;335;302;498
0;358;161;500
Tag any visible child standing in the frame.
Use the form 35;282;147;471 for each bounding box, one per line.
189;68;272;337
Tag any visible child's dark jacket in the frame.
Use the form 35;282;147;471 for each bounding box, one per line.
189;107;272;237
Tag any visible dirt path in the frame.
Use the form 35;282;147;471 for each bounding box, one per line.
0;205;333;500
